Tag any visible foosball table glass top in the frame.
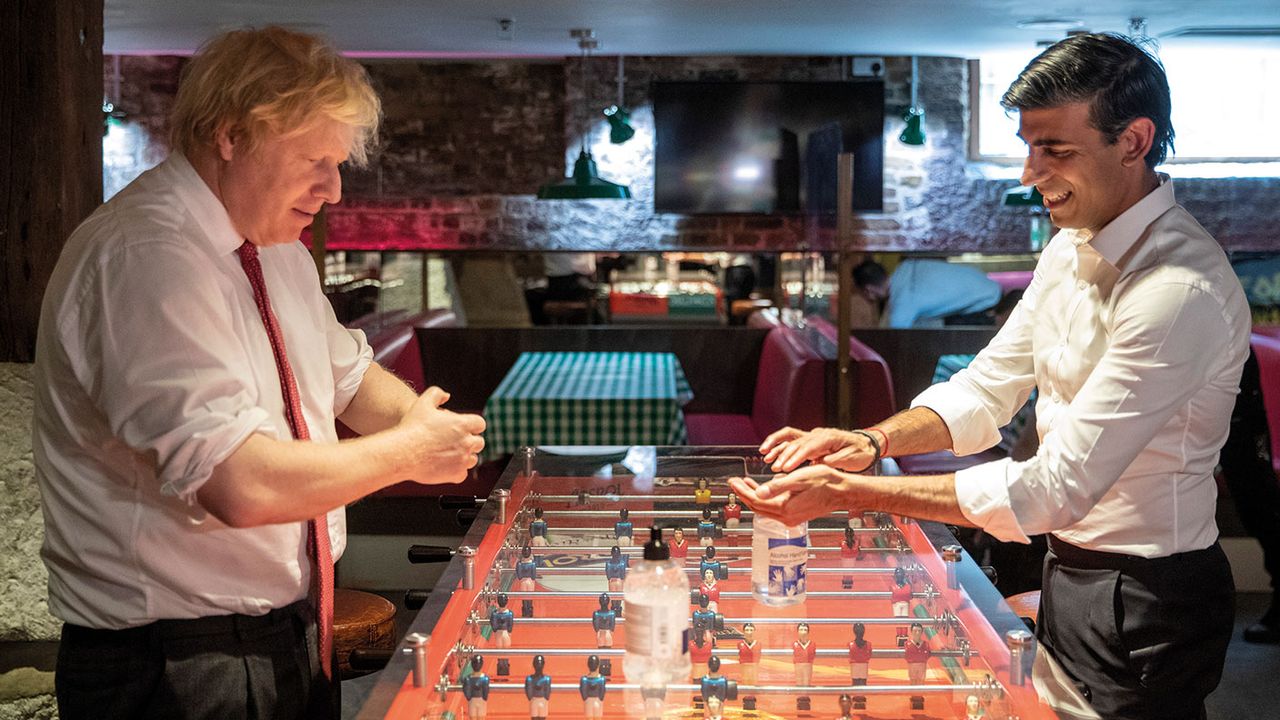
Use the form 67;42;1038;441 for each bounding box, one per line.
355;447;1092;720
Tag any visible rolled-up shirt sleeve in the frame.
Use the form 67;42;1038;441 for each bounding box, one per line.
76;241;278;502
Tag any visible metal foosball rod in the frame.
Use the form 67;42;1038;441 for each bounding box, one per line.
472;615;955;626
449;645;977;660
503;566;911;576
507;544;902;554
482;589;935;600
541;526;894;536
439;681;992;695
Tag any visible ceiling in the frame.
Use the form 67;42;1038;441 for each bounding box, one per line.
105;0;1280;58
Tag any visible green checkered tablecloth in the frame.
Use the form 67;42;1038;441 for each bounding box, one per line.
483;351;694;458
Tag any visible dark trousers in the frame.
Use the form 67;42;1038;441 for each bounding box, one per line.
1037;537;1234;720
56;600;337;720
1219;348;1280;604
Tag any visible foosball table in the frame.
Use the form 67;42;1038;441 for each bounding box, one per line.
352;447;1094;719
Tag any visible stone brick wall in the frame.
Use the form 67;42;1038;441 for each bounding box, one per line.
102;52;1280;252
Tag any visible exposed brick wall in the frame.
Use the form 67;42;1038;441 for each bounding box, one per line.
105;53;1280;253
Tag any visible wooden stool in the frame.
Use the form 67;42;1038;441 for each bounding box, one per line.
1005;590;1040;631
333;588;397;679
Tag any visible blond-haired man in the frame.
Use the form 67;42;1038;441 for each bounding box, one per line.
34;27;485;719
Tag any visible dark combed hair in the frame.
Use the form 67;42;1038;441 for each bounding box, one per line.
852;259;888;289
1001;33;1174;169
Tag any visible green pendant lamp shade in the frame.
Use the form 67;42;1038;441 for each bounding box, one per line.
537;150;632;199
537;29;632;200
604;105;635;144
1003;185;1045;206
899;107;925;145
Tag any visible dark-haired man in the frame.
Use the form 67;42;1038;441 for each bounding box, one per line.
733;33;1248;720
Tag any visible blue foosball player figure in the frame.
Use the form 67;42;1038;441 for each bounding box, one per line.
697;508;717;547
529;507;548;546
516;545;539;592
615;508;634;546
580;654;607;719
605;545;629;592
461;655;490;719
691;592;722;644
699;655;735;706
592;593;617;648
524;654;551;720
489;592;514;648
699;546;724;581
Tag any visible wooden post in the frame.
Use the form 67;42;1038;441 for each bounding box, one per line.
1;0;103;361
309;206;327;283
836;152;856;430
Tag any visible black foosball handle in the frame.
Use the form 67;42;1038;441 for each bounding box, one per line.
438;495;482;510
407;545;453;564
349;648;394;671
405;589;431;610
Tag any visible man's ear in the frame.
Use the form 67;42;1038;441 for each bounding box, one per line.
212;124;238;162
1119;117;1156;167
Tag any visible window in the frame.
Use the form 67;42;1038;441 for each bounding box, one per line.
975;44;1280;163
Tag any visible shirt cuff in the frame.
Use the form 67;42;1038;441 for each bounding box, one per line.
910;383;1003;456
954;459;1031;544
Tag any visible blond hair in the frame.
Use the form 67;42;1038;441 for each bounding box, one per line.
171;26;381;166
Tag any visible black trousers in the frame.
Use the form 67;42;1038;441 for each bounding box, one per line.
56;600;337;720
1219;348;1280;603
1037;537;1234;720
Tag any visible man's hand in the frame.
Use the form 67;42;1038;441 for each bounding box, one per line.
729;467;862;527
759;426;876;473
399;386;486;484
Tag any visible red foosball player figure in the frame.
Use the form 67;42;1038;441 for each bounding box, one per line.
848;621;872;709
721;491;742;529
793;621;816;684
840;526;861;589
694;478;712;505
489;592;514;648
580;655;607;719
670;527;690;560
523;654;552;720
690;632;714;679
592;593;617;648
615;508;634;546
699;568;721;613
737;622;760;686
794;622;816;711
462;654;490;719
529;507;548;547
904;621;932;711
892;566;913;645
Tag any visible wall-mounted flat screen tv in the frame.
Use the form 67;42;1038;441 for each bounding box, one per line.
654;81;884;214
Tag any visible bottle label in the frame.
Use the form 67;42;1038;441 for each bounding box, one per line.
625;600;689;657
767;536;808;598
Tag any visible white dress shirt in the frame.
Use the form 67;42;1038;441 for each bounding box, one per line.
33;153;372;629
912;177;1250;557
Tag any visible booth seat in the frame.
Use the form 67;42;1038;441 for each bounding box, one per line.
685;327;826;445
806;318;897;429
361;309;457;393
1250;332;1280;481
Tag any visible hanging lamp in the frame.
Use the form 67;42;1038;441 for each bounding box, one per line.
899;56;926;146
603;55;635;144
537;29;632;200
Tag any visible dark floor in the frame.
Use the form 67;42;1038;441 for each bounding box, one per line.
1208;592;1280;720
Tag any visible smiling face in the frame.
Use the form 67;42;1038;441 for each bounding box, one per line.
1018;101;1154;235
215;117;352;247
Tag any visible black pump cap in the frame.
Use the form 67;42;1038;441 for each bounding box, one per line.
643;526;669;561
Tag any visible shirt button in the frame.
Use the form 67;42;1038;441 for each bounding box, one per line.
1052;392;1061;403
1077;281;1087;290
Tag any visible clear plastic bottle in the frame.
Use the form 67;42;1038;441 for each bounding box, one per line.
751;515;809;606
624;526;692;686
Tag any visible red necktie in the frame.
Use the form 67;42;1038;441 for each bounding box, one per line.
238;241;334;680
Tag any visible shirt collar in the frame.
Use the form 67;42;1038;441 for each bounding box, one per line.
164;152;246;257
1078;173;1176;270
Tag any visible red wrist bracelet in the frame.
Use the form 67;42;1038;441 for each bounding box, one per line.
866;427;890;457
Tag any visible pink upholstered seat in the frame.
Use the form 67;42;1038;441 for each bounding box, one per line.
686;327;825;445
1250;332;1280;480
807;318;896;429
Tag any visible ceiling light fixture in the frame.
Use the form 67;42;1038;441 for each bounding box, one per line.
898;56;925;146
1016;18;1084;31
603;55;635;144
537;28;632;200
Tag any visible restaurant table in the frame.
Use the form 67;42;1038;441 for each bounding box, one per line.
482;351;694;459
